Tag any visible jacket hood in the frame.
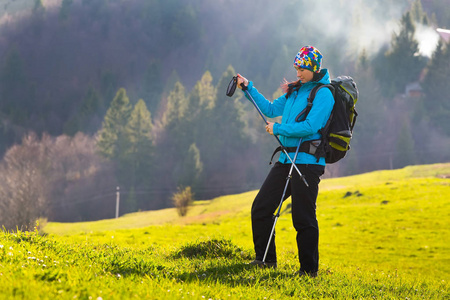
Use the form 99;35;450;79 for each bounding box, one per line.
317;68;331;85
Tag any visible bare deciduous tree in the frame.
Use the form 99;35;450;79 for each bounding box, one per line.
0;133;51;230
0;132;119;228
48;132;118;222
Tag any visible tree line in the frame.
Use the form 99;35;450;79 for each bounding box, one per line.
0;66;277;228
0;0;449;229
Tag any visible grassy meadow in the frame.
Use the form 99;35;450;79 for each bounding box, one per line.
1;163;449;299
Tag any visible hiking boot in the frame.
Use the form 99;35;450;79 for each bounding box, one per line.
248;259;277;269
297;270;318;278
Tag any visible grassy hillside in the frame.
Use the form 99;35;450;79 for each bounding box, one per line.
1;163;449;299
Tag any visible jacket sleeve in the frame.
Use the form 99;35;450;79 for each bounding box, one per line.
244;81;286;118
273;88;334;137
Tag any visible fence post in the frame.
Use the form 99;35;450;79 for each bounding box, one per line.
115;186;120;219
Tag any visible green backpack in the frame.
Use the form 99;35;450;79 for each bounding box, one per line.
305;76;359;163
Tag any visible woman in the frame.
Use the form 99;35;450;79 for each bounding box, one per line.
237;45;334;277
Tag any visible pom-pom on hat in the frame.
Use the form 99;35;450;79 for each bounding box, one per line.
293;46;323;73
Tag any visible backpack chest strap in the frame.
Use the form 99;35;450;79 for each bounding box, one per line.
269;140;322;164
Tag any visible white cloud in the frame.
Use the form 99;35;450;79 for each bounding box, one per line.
415;24;440;57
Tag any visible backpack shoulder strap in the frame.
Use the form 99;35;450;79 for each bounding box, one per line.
308;83;335;103
307;84;322;103
294;83;334;122
312;84;335;134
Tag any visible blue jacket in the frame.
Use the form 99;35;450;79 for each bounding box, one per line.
245;69;334;166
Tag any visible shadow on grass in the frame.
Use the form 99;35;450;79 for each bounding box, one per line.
168;238;312;285
105;259;166;277
105;238;307;283
175;262;308;286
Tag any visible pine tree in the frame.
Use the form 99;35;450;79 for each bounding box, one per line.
139;61;163;113
421;41;450;135
59;0;73;21
383;11;426;97
211;65;248;153
97;88;133;160
157;81;191;193
100;72;118;109
186;71;216;145
410;0;429;25
159;71;214;195
198;65;249;192
125;99;155;187
161;81;190;150
177;143;203;191
196;71;216;110
351;50;389;171
33;0;45;15
162;70;182;97
64;86;102;136
162;82;188;129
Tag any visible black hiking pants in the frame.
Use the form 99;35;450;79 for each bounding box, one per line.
251;162;324;272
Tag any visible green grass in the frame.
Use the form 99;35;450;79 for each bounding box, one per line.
1;163;449;299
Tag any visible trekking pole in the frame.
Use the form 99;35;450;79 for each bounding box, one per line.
262;137;303;265
240;85;308;187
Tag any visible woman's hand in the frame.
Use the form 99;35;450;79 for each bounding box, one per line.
265;122;274;135
236;73;249;89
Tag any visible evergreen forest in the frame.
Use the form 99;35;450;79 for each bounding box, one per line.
0;0;449;228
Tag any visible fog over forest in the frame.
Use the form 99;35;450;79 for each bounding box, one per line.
0;0;449;227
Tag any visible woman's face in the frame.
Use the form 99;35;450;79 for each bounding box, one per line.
296;68;314;83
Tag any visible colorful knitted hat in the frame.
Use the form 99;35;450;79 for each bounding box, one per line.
293;46;323;73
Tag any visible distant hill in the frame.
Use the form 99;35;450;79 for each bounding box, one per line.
44;163;450;234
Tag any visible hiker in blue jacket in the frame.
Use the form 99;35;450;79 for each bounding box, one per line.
237;45;334;277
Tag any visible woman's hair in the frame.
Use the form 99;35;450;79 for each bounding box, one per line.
281;79;301;98
281;72;324;99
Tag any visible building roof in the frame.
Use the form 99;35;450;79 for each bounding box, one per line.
437;28;450;42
